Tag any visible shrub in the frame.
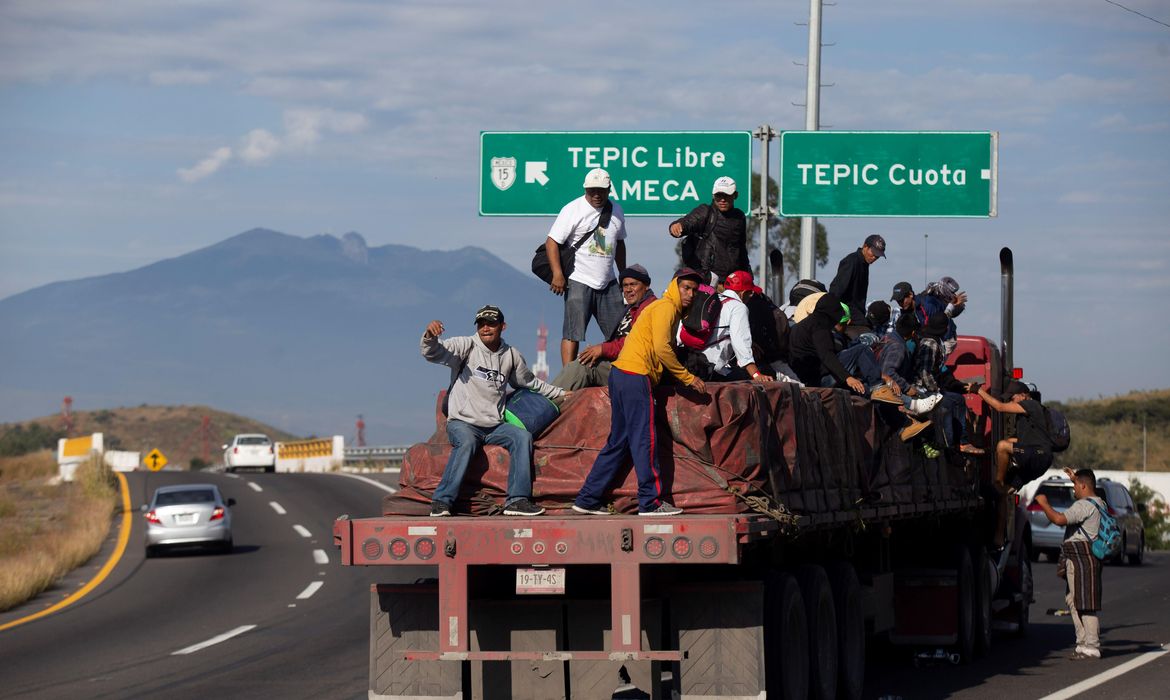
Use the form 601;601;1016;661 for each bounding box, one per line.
1128;479;1170;550
0;424;64;457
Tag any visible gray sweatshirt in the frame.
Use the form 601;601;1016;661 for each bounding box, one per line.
421;332;564;428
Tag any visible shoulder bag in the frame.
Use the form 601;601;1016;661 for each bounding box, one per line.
532;201;613;285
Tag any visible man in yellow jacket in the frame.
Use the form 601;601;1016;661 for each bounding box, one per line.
573;269;708;516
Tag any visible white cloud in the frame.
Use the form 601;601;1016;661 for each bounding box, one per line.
148;69;213;86
283;108;368;149
239;128;280;164
177;146;232;183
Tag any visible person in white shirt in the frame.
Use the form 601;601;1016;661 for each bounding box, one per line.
544;168;627;366
696;270;773;383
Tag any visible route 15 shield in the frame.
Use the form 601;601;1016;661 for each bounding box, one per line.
490;156;517;191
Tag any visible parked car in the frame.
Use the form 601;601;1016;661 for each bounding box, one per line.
1027;476;1145;565
223;433;275;473
142;484;234;557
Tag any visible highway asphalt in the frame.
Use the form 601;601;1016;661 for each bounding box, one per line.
1;468;1167;699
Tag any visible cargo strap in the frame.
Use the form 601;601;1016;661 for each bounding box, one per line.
693;461;798;526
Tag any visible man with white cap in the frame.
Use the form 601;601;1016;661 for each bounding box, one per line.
668;176;749;285
545;168;628;367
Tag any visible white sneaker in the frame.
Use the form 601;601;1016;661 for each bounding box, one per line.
907;393;943;415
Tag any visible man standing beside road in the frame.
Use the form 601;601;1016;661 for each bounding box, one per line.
546;168;627;367
829;234;886;339
573;269;708;517
1032;467;1106;660
552;264;656;391
669;176;749;286
421;305;567;517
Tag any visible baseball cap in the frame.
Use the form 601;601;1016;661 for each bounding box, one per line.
866;300;891;327
583;168;611;189
620;264;651;286
1001;380;1031;401
864;234;887;258
891;281;914;302
723;270;760;294
712;176;737;196
673;267;704;284
474;304;504;325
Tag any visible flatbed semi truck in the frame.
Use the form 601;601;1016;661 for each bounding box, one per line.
334;248;1034;699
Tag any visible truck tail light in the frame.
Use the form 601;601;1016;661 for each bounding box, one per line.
210;507;225;521
1012;367;1024;379
145;510;161;524
699;536;719;559
672;536;692;559
387;538;408;560
414;538;436;560
644;536;665;559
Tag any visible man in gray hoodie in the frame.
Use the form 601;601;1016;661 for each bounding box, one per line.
422;305;568;517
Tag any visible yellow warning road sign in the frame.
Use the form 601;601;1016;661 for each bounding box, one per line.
145;449;168;472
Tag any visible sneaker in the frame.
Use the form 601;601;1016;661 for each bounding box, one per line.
429;501;452;517
572;503;609;516
639;502;683;516
1077;646;1101;659
869;385;903;405
960;443;986;455
503;498;545;516
900;419;932;442
922;443;942;459
907;393;943;414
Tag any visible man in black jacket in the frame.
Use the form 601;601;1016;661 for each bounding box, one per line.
829;234;886;338
789;293;900;403
669;176;749;285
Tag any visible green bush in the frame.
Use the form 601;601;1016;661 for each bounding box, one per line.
1129;479;1170;550
0;424;65;457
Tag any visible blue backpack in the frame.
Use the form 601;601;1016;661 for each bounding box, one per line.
1081;499;1121;561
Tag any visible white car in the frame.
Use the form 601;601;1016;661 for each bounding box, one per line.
223;433;275;473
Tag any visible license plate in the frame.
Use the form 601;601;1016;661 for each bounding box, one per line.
516;567;566;595
175;513;198;525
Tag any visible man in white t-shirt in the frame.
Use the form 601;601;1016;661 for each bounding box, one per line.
544;168;627;366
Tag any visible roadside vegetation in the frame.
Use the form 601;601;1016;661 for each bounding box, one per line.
1051;389;1170;472
1128;478;1170;550
0;451;118;613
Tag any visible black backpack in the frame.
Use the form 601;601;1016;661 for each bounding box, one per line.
1045;406;1071;452
746;293;789;364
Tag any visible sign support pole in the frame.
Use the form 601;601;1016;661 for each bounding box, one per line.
799;0;824;281
753;125;776;290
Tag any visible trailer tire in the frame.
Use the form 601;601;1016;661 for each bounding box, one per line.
972;546;993;657
796;566;838;700
826;562;865;700
764;572;809;700
956;547;975;663
1013;543;1033;638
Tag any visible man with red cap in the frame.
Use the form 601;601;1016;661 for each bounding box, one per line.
686;270;774;383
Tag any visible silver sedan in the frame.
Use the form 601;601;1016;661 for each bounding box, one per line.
142;484;235;557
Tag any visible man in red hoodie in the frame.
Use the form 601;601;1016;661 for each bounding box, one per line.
552;265;657;391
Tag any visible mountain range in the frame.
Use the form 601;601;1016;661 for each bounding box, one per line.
0;229;565;443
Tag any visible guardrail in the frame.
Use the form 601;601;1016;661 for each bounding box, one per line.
344;445;410;463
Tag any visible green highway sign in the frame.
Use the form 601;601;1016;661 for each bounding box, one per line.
779;131;998;218
480;131;752;216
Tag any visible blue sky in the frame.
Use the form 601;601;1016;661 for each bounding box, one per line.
2;0;1168;402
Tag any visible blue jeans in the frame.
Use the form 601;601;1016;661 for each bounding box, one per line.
937;391;968;447
821;344;882;388
433;420;533;507
576;368;666;512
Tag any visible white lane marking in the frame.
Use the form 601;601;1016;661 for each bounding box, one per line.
313;549;329;565
386;467;401;474
293;524;311;538
332;471;397;494
296;581;324;600
223;473;240;479
172;625;257;655
269;501;286;515
1039;644;1170;700
247;482;262;493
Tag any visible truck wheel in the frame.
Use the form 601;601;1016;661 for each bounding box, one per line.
1128;534;1144;566
796;566;838;700
1012;543;1033;638
764;572;809;700
826;562;865;700
956;547;975;663
972;546;993;657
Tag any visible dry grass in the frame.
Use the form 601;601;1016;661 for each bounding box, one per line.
0;454;117;612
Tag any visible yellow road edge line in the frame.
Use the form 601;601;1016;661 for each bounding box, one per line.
0;471;133;633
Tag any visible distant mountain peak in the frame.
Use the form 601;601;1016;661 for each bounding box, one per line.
341;232;369;264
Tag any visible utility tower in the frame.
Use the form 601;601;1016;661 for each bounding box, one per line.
61;396;74;436
534;323;549;381
356;414;367;447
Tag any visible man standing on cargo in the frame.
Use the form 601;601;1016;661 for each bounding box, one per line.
1032;467;1105;659
573;269;708;517
546;168;627;367
669;176;749;285
829;234;886;339
552;264;656;391
421;305;567;517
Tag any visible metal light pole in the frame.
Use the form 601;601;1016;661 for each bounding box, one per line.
754;125;776;290
799;0;823;281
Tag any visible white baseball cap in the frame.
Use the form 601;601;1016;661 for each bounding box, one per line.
583;168;611;189
712;176;737;195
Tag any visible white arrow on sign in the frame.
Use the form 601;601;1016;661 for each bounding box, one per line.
525;161;549;186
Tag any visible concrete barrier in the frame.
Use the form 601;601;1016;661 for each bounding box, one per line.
275;435;344;473
103;450;141;472
57;433;103;482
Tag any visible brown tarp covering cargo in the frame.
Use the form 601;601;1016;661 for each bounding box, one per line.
383;382;972;517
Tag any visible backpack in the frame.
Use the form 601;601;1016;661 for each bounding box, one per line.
746;293;789;364
1045;406;1071;452
1082;499;1121;561
679;284;725;350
